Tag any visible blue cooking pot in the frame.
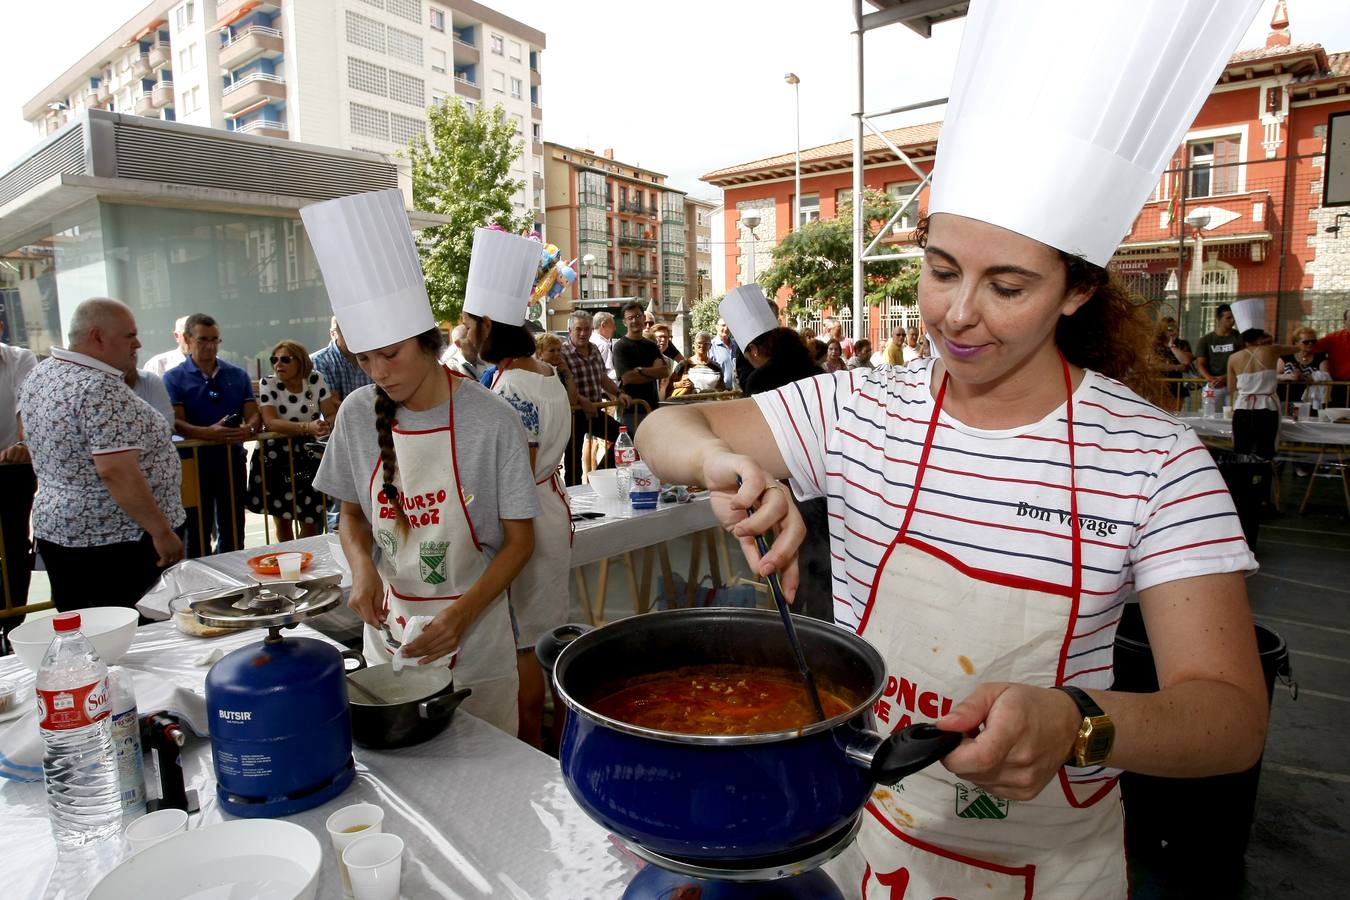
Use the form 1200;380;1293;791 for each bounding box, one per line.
537;608;960;861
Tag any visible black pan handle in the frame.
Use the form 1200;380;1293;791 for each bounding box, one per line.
843;723;963;786
535;623;593;675
341;650;367;673
419;687;472;721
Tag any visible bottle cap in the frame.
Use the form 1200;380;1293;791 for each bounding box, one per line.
618;426;629;433
52;612;81;633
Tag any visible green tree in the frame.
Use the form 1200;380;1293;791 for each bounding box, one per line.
759;189;920;321
690;293;723;336
405;99;534;321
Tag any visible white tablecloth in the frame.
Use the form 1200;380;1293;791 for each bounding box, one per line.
0;622;639;899
1179;415;1350;447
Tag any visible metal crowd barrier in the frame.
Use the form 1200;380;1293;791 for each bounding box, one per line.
1159;377;1349;416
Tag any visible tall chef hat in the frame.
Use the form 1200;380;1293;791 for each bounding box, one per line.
929;0;1261;267
463;227;540;327
720;284;780;348
1232;298;1265;334
299;189;435;354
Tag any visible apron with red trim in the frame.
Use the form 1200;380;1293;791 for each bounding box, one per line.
365;369;518;735
489;360;575;649
858;358;1125;900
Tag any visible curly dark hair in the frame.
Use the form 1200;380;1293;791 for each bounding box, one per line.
913;216;1164;406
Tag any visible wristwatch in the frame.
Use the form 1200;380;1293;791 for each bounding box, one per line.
1053;685;1115;767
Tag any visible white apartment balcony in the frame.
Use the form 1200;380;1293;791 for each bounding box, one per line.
452;38;479;67
131;53;151;79
219;25;284;70
134;92;154;116
151;81;174;109
96;83;112;103
214;0;278;25
453;78;480;101
531;103;541;121
221;72;286;113
530;68;540;87
149;42;170;69
234;118;288;139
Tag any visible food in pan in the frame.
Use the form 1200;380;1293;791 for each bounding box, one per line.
246;551;314;576
589;665;854;736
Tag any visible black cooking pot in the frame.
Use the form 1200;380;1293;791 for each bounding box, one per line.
537;608;960;860
343;656;471;749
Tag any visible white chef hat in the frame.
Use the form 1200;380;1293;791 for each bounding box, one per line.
463;228;540;327
720;285;780;348
1232;298;1265;334
929;0;1261;267
299;189;435;354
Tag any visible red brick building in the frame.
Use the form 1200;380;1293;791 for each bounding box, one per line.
703;3;1350;348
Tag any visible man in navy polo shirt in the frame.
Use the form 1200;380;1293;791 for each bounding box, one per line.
164;313;261;557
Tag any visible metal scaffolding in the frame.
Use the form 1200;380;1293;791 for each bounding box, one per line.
850;1;968;339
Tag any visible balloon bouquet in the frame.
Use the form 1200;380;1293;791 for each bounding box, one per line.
484;223;577;323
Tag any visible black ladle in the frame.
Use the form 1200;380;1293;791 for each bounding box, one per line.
740;477;827;723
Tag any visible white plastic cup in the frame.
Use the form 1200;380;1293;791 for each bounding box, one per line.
276;551;303;580
326;802;385;897
1222;405;1233;420
343;832;404;900
124;808;188;855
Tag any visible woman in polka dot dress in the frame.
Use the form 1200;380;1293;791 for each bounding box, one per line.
246;339;338;539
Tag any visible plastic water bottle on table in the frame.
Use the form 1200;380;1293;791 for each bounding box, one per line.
613;425;636;496
36;612;123;847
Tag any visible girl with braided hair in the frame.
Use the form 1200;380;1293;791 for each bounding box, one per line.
306;192;540;735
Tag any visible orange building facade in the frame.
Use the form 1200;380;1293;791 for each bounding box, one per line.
703;6;1350;349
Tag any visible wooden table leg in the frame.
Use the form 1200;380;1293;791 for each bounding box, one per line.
684;536;704;608
619;551;640;618
593;558;611;624
657;544;676;608
634;547;655;615
1299;447;1326;515
704;530;723;589
574;567;595;626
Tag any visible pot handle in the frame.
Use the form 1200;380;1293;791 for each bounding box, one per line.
420;687;472;721
341;650;367;673
843;723;963;787
535;623;593;675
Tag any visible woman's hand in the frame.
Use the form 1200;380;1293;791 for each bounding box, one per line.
347;566;386;628
675;377;694;392
700;448;803;600
936;683;1081;801
312;419;333;438
402;601;475;663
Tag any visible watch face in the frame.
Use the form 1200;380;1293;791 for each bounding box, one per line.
1082;718;1116;763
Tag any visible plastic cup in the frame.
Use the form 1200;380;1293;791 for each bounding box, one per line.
1223;405;1233;420
125;808;189;855
276;552;303;580
343;832;404;900
325;802;385;896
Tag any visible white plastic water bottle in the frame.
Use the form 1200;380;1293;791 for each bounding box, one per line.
613;426;636;496
1201;383;1217;418
629;459;661;510
36;613;122;847
109;667;147;817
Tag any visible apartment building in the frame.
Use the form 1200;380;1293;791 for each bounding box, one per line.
23;0;545;218
684;196;716;304
541;143;689;331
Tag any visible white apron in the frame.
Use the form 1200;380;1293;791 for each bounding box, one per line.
857;358;1126;899
489;360;574;649
364;369;519;735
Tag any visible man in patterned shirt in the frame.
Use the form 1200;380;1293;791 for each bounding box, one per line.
310;316;372;405
560;310;630;485
18;298;184;614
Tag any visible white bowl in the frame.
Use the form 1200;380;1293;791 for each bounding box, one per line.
586;468;625;501
9;607;139;672
90;818;321;900
325;532;350;575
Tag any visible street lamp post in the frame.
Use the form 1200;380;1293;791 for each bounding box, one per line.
785;73;801;232
741;213;761;283
581;253;596;300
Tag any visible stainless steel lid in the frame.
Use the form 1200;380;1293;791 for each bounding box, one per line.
184;575;343;630
346;663;453;706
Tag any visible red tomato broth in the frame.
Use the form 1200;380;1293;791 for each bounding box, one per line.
587;665;856;736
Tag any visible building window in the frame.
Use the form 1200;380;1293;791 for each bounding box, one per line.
464;100;476;116
390;112;425;145
431;91;445;106
387;26;423;65
390;70;425;106
794;193;820;226
510;77;522;99
345;10;387;54
175;0;195;30
429;8;445;31
178;44;196;72
491;70;505;93
509;40;522;62
348;57;389;98
350;102;390;140
511;113;523;137
430;48;446;74
1188;136;1240;198
885;182;921;228
385;0;420;23
532;123;541;142
836;188;852;210
490;33;504;55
